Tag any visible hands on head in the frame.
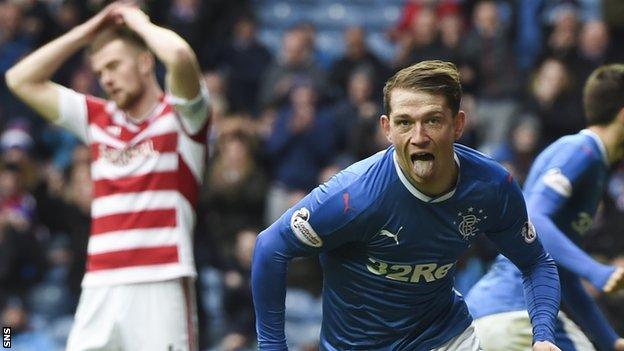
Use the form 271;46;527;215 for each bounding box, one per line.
76;1;148;42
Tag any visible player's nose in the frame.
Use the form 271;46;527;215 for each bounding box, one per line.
410;123;429;146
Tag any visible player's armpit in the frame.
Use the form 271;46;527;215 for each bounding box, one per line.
5;81;61;122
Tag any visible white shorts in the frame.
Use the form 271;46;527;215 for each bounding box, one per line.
66;278;197;351
473;310;595;351
432;324;482;351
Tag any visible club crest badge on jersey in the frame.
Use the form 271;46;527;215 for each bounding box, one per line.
290;207;323;248
454;207;487;240
522;221;537;243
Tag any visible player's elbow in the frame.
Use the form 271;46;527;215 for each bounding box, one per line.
5;67;21;93
5;66;34;98
253;231;272;262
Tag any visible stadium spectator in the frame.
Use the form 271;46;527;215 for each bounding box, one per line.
491;117;541;185
329;26;388;101
264;80;337;224
462;0;520;151
215;15;272;115
5;3;210;350
220;228;257;350
333;69;387;160
571;20;610;86
525;58;584;148
394;7;455;68
258;27;331;109
544;6;580;65
201;122;267;256
253;60;562;351
0;297;55;350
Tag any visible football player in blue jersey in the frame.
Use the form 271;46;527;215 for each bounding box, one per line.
252;60;562;351
466;64;624;351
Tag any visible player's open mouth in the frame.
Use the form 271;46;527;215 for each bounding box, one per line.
411;152;434;162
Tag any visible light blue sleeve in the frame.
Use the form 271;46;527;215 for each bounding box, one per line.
525;150;615;289
485;177;560;344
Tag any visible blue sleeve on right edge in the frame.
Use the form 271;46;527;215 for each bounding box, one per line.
252;221;292;350
559;269;619;351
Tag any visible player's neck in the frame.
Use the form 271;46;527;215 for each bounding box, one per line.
588;125;624;165
124;82;163;123
406;160;458;197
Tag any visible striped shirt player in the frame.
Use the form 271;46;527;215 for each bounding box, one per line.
252;145;561;350
467;130;624;351
58;87;209;286
5;4;210;351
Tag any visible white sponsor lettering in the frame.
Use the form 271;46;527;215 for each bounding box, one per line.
366;258;455;283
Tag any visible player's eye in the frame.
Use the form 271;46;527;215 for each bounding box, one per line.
426;118;440;125
396;120;411;127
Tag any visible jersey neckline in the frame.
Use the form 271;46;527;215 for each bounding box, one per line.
580;129;609;166
392;150;461;203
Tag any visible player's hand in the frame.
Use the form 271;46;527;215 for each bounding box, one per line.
533;341;562;351
614;337;624;351
603;267;624;294
73;2;123;42
111;4;151;29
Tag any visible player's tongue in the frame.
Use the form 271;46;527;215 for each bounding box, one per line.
411;152;435;178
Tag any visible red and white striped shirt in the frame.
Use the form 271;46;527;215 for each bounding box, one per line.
57;86;210;287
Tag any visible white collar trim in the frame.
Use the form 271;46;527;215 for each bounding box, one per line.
392;151;460;203
580;129;609;166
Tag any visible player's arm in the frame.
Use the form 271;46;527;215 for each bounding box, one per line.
252;175;363;350
114;5;202;101
5;4;117;121
528;195;622;292
526;154;622;293
485;178;561;349
558;269;622;351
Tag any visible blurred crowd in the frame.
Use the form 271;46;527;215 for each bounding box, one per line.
1;0;624;350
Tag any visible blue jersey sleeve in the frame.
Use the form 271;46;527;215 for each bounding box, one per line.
484;176;560;344
559;269;619;351
526;150;615;289
252;171;369;349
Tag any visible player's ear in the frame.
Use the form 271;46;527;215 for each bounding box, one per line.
453;110;466;140
137;51;154;75
380;115;392;142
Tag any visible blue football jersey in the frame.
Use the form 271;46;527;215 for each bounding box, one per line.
466;130;618;350
253;144;559;350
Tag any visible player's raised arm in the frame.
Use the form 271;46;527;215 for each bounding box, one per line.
485;177;561;351
113;5;202;101
4;3;118;122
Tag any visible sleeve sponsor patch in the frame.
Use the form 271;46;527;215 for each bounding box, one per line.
521;221;537;244
542;168;572;197
290;207;323;248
